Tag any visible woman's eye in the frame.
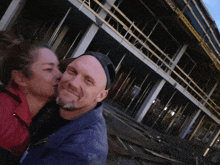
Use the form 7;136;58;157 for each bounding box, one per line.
45;68;53;71
72;70;76;74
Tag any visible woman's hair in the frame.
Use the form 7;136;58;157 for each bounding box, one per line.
0;31;50;85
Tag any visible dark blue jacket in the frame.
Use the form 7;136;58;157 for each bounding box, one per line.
20;103;108;165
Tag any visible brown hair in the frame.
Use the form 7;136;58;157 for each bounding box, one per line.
0;31;49;85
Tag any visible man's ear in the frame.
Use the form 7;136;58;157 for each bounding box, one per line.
11;70;28;87
95;90;108;102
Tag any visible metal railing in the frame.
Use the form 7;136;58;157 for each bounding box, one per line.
76;0;220;119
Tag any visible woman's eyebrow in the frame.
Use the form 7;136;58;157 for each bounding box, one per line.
41;63;55;66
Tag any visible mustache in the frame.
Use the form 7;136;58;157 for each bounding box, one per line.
63;82;80;95
60;82;83;100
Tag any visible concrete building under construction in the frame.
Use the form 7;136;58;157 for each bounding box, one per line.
1;0;220;164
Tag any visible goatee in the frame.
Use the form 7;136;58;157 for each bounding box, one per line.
56;96;76;111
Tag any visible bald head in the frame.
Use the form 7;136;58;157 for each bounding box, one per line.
57;55;109;119
73;55;107;90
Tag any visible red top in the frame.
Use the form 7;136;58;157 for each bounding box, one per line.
0;85;32;157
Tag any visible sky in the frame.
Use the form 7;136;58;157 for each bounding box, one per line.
202;0;220;31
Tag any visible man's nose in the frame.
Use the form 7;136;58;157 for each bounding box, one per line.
69;75;81;88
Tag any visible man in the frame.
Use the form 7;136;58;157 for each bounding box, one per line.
20;52;116;165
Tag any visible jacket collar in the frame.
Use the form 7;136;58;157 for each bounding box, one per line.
45;103;104;149
7;83;32;125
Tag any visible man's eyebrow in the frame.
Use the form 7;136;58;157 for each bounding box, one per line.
84;74;95;84
68;66;95;82
85;74;94;80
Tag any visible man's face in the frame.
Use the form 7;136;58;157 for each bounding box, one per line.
25;48;62;99
57;55;108;111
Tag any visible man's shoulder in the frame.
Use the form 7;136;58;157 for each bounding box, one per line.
51;104;106;137
57;118;108;164
26;102;108;165
46;103;107;147
65;104;108;150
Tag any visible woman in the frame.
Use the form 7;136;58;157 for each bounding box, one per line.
0;31;62;164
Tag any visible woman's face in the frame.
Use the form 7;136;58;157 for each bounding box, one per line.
24;48;62;99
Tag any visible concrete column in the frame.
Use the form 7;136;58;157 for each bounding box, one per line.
51;25;69;52
98;0;116;20
179;109;201;138
135;79;166;123
71;0;116;58
71;23;99;58
134;45;187;123
167;44;188;75
203;82;218;103
179;82;219;139
48;7;71;47
0;0;27;30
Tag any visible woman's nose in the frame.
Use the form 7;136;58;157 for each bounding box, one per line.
55;68;62;81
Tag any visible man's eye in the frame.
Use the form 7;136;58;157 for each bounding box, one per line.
68;68;77;74
85;78;93;85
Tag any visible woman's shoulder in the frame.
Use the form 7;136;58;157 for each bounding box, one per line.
0;89;19;110
0;91;14;100
0;85;22;104
0;92;12;101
